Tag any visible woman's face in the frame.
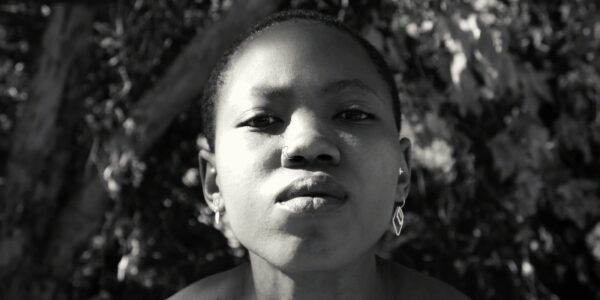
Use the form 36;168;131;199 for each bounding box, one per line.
204;21;410;272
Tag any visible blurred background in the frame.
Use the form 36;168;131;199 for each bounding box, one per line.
1;0;599;299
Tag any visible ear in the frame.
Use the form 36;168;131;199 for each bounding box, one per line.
395;137;411;205
197;135;224;213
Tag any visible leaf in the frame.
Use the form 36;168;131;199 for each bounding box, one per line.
519;65;552;114
554;115;592;163
488;131;524;179
363;25;384;51
487;114;552;180
514;170;543;217
424;112;453;141
555;179;600;229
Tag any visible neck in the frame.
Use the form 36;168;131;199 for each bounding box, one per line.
242;250;388;300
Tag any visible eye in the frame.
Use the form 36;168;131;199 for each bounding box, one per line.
241;114;281;128
337;109;374;121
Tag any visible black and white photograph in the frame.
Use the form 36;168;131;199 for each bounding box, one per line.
1;0;599;299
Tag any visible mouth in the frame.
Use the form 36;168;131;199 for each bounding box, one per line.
275;175;348;214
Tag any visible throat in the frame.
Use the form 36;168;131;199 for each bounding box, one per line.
244;252;388;300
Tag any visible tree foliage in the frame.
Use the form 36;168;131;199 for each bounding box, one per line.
1;0;599;299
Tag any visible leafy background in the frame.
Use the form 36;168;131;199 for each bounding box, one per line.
1;0;599;299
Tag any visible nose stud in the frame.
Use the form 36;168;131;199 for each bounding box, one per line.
282;146;291;159
282;146;304;162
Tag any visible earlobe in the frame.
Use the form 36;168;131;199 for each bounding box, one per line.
196;135;223;213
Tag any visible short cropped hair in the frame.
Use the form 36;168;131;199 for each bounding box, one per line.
200;9;401;148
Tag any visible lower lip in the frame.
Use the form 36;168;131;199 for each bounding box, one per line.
276;196;346;214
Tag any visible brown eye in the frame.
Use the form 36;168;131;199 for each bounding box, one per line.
338;109;374;121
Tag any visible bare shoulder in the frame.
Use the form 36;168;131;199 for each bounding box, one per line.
167;263;248;300
379;258;471;300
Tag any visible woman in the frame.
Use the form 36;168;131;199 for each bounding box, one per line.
170;10;469;300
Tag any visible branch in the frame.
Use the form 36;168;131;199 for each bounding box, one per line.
0;4;94;299
40;0;284;297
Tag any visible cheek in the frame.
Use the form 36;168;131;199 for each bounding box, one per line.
215;157;266;241
214;132;278;228
215;150;266;204
347;136;400;216
346;131;400;185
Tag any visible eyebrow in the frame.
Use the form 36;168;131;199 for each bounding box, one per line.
321;79;382;100
250;78;382;102
251;85;294;100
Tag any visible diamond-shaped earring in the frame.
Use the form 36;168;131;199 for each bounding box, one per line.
392;206;404;236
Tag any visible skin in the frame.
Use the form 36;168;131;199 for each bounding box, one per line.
170;21;469;300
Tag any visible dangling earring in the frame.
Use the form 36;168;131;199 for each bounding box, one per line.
392;168;406;236
392;205;404;236
215;210;221;225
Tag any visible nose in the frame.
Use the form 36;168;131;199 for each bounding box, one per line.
281;114;341;168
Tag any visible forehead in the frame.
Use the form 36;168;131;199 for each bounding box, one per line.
217;21;389;109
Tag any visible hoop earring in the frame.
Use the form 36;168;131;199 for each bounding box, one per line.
215;210;221;225
392;205;404;236
213;198;222;225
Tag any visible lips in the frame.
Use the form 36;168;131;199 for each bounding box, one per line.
275;175;348;214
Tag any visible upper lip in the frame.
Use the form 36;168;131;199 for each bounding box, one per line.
275;175;347;202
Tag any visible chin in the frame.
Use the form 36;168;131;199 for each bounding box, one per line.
261;239;361;273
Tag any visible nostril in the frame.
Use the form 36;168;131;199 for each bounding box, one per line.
317;154;333;161
289;155;304;162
